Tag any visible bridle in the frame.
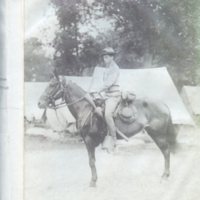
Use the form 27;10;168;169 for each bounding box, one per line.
50;95;87;110
44;80;105;130
46;82;88;110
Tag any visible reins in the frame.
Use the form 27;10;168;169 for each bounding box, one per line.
49;94;87;110
46;81;88;110
49;88;93;130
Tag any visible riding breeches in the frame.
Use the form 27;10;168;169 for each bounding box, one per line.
104;96;120;139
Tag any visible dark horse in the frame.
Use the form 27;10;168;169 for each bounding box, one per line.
38;77;177;187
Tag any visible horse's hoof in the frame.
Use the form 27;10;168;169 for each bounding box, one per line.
161;172;170;180
89;181;96;187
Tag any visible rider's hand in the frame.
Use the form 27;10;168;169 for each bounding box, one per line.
94;107;103;117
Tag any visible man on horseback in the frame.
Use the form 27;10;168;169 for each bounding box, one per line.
84;47;121;152
98;47;121;151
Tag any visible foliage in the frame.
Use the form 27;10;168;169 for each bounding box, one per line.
91;0;200;89
24;37;52;81
51;0;95;75
26;0;200;90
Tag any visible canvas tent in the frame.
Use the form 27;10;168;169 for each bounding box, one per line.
90;67;194;125
25;67;194;132
25;77;92;131
181;86;200;116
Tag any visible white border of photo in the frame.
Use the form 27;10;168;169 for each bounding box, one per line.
1;1;24;199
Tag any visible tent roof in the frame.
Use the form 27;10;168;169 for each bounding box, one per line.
181;86;200;115
25;77;92;121
25;82;48;120
25;67;194;126
90;67;194;125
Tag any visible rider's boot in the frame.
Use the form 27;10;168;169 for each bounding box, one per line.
102;135;113;152
102;133;117;153
110;135;117;153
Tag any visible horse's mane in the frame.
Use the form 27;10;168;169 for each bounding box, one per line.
66;81;98;131
67;81;87;98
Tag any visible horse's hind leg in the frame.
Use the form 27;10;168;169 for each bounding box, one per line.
146;128;170;179
85;136;97;187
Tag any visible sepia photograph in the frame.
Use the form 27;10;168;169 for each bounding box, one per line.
24;0;200;200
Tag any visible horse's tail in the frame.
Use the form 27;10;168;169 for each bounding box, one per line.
167;115;178;153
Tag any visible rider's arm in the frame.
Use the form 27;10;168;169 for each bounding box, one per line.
84;93;97;109
84;93;103;117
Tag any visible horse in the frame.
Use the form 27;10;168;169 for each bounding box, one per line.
38;77;177;187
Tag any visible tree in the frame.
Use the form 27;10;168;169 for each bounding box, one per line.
50;0;200;89
24;37;52;81
51;0;93;75
90;0;200;89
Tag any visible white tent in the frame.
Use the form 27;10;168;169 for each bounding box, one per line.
25;67;194;132
25;77;92;131
181;86;200;116
90;67;194;125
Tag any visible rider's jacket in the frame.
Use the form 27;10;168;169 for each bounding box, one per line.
102;60;121;98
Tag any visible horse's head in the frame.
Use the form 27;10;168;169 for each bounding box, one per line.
38;77;63;109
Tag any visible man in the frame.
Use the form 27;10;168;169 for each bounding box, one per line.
99;47;121;151
84;47;120;151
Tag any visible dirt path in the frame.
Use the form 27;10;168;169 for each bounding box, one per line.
25;128;200;200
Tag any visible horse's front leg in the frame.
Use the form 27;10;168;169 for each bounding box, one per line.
85;136;97;187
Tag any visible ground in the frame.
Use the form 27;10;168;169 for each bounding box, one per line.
25;126;200;200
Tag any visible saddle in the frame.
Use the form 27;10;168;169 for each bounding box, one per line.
92;91;138;124
115;91;137;124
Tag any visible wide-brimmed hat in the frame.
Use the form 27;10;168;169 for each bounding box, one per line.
101;47;116;56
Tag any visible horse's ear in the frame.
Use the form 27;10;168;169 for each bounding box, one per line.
49;67;59;81
60;76;67;87
143;101;148;107
51;67;59;81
